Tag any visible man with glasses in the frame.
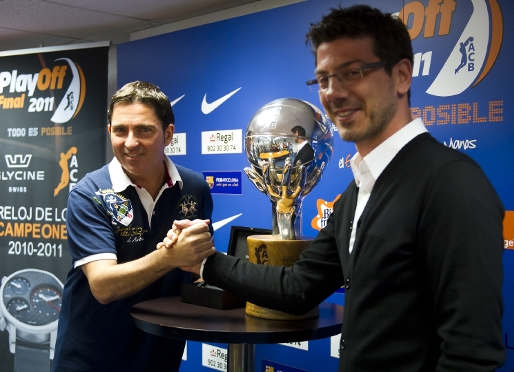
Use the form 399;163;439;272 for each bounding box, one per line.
173;5;505;371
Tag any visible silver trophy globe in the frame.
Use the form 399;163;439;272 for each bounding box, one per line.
244;98;333;240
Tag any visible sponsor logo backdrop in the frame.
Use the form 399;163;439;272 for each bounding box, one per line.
0;44;109;371
118;0;512;370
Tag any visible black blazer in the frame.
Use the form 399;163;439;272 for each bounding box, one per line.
294;142;314;166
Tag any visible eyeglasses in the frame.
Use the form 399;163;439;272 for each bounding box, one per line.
306;61;388;92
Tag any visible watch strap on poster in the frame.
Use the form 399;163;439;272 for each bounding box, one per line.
14;342;51;372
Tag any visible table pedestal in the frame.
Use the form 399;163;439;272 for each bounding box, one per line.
228;344;255;372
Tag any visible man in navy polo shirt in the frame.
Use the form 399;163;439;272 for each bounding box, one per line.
52;81;215;372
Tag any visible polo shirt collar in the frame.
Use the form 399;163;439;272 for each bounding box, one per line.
108;156;183;193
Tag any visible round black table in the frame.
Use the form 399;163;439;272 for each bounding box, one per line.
131;296;344;372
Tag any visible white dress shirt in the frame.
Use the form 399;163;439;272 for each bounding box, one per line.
348;118;428;253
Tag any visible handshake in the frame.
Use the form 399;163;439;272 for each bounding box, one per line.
156;219;215;275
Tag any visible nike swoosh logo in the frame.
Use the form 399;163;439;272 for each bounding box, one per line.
201;87;241;114
212;213;242;231
170;94;185;107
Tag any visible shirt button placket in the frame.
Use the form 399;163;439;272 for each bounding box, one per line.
340;339;347;351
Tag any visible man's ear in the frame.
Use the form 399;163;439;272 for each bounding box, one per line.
164;124;175;146
395;58;412;97
107;124;111;134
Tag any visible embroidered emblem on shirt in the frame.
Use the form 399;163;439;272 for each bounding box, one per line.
116;226;147;243
178;195;198;219
95;189;134;226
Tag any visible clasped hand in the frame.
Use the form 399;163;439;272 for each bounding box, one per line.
156;219;215;274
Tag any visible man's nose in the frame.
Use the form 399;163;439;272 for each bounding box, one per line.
125;131;139;148
323;75;349;99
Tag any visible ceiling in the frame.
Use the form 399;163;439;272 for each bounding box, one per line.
0;0;274;53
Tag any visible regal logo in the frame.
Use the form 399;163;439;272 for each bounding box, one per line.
398;0;503;97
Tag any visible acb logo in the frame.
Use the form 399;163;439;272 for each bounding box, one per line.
398;0;503;97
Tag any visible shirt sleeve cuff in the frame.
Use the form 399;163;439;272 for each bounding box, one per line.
199;257;208;279
74;252;117;268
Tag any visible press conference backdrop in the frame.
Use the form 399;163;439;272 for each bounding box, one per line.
117;0;514;370
0;43;109;371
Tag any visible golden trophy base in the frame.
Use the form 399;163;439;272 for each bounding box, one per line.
246;234;318;320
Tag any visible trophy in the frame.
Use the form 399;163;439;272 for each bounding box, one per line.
244;98;333;319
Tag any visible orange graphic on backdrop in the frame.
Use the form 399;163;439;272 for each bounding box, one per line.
504;211;514;250
54;147;77;196
311;195;341;231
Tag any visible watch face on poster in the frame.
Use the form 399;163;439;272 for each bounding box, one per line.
0;269;64;371
1;269;63;332
30;286;62;323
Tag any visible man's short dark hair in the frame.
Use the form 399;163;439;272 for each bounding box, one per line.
291;125;306;137
108;81;175;131
305;5;414;75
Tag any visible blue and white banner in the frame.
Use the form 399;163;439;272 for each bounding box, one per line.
117;1;513;370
